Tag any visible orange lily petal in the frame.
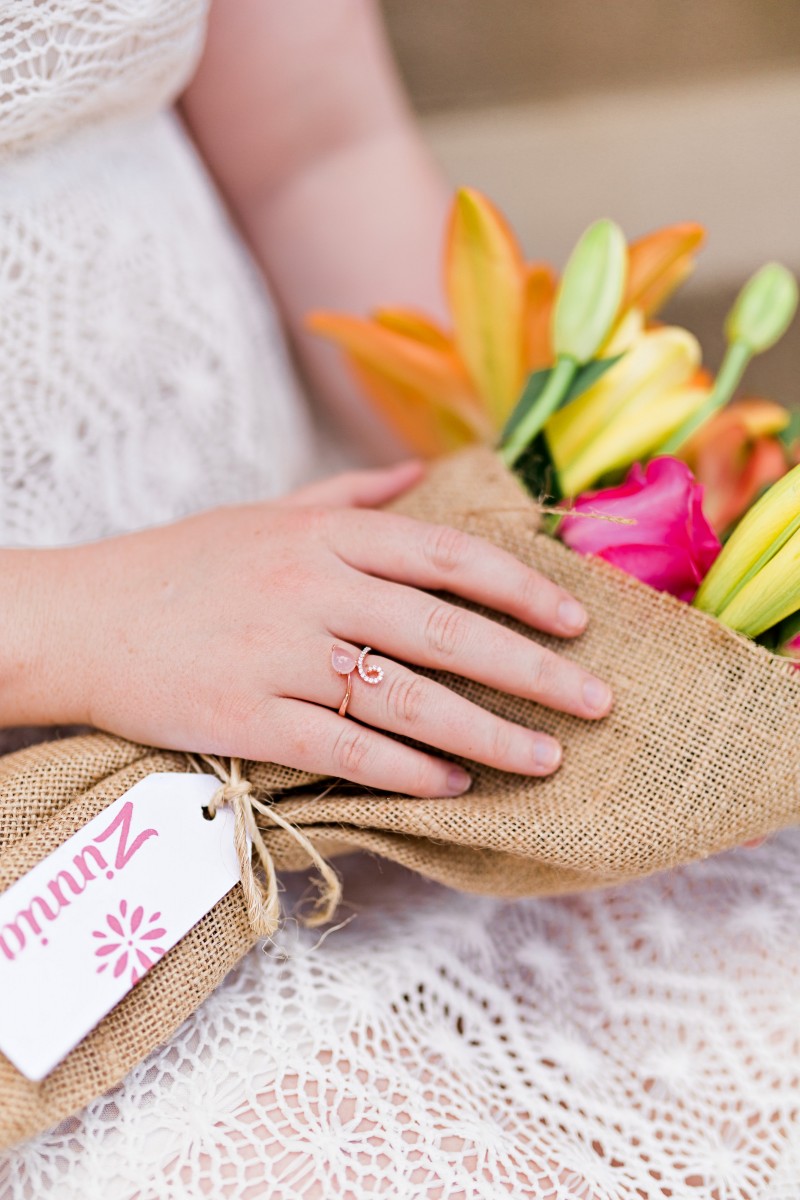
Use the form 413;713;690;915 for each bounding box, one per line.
689;366;714;389
307;311;490;452
373;308;453;350
716;397;790;439
624;222;706;317
445;187;526;424
737;438;789;516
685;397;790;459
694;425;788;534
522;262;557;373
346;356;477;457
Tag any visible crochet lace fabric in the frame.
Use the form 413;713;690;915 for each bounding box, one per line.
1;4;799;1198
0;0;313;550
3;846;800;1200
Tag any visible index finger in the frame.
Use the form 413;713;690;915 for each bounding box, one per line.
331;511;589;640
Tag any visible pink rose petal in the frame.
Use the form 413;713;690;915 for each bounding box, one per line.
560;457;721;603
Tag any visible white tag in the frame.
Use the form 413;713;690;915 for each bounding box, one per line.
0;772;240;1081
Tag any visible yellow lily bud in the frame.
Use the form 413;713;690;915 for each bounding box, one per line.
553;219;627;364
694;462;800;617
717;524;800;637
549;327;701;494
726;263;799;354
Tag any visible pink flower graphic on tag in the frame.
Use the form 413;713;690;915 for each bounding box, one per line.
93;900;167;986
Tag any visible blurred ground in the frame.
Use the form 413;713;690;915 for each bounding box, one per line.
382;0;800;403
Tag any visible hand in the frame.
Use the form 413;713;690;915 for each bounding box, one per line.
48;461;612;797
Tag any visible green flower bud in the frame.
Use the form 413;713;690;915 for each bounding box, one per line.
725;262;798;354
553;219;627;364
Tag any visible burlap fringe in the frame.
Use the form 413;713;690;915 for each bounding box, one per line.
193;754;341;935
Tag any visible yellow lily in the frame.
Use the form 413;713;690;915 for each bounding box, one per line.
547;327;704;496
694;462;800;632
307;189;705;458
716;525;800;636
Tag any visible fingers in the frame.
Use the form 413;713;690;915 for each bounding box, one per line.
259;697;473;798
312;642;562;775
279;461;424;510
336;580;612;721
331;510;589;639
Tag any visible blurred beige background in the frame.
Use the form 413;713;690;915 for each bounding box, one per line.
382;0;800;401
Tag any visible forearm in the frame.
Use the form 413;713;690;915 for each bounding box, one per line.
180;0;451;462
238;125;450;461
0;549;81;728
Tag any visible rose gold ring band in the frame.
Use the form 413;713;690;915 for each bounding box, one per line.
331;644;385;718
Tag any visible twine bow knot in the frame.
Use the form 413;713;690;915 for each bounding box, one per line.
198;755;341;938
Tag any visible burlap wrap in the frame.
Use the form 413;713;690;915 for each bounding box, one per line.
1;445;798;1146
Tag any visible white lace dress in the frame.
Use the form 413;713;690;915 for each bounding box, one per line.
1;5;800;1198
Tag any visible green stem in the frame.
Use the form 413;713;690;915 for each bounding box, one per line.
660;339;752;455
500;356;578;467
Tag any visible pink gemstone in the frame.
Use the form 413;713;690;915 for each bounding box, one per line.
331;646;356;675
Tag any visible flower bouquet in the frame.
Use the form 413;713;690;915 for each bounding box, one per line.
1;193;799;1144
302;186;800;892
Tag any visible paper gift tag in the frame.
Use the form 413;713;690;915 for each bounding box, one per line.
0;772;241;1081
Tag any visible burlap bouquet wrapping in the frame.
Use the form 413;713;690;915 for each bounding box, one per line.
1;445;798;1146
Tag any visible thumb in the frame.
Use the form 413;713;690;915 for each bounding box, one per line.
280;459;426;509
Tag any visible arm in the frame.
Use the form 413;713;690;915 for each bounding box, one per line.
180;0;450;461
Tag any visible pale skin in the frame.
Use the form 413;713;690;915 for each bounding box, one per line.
0;0;614;796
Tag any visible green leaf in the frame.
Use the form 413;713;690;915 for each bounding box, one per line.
501;354;623;444
778;410;800;454
513;430;563;505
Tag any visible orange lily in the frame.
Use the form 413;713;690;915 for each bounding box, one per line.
523;262;558;374
623;222;706;318
307;310;490;456
445;188;526;424
307;189;705;458
681;398;790;534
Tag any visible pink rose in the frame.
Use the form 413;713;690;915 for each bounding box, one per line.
559;457;721;602
778;630;800;670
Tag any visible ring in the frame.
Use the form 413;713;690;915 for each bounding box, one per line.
331;644;385;717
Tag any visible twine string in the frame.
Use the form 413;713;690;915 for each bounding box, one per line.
194;754;342;937
458;503;636;525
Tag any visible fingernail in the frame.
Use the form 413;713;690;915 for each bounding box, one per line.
446;766;472;795
558;598;587;633
583;679;612;713
533;737;562;771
